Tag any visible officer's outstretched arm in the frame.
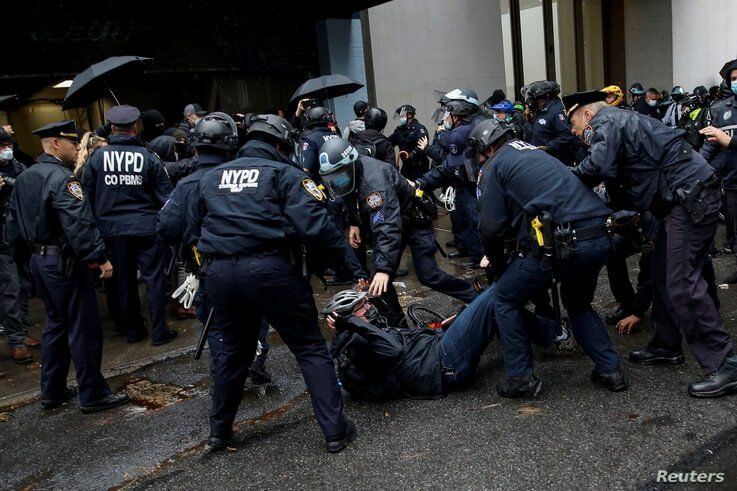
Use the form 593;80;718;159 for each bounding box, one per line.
53;174;107;265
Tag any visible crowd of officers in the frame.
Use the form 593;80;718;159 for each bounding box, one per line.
2;57;737;454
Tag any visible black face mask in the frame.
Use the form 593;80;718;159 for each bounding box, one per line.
364;304;381;323
175;142;193;159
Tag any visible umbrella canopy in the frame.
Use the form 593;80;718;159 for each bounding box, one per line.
289;74;364;104
63;56;153;110
0;95;20;111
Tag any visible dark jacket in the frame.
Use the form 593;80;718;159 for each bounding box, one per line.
478;139;610;246
332;315;444;400
82;134;172;237
0;158;26;227
572;106;715;213
388;119;430;180
190;140;347;263
355;156;414;274
528;98;583;165
632;98;659;118
157;152;227;248
299;127;342;178
4;153;107;264
348;129;395;166
418;121;475;191
701;96;737;189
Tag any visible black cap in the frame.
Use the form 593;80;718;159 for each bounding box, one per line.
140;109;165;128
183;103;207;116
32;120;79;142
106;105;141;126
0;128;13;144
720;59;737;82
562;90;608;118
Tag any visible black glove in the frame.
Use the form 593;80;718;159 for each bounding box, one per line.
330;312;350;332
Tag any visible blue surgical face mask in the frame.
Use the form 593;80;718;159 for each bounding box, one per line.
731;80;737;96
399;116;408;126
443;120;453;131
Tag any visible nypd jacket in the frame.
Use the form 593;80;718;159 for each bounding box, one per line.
528;98;581;164
702;96;737;190
572;106;715;213
356;156;414;275
191;141;347;263
82;134;173;237
388;119;429;169
478;139;610;246
157;152;226;248
331;315;444;400
4;153;107;264
418;121;475;191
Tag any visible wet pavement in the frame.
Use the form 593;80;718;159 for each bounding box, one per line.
2;217;737;489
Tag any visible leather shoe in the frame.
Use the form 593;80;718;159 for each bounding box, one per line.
250;358;272;386
628;347;684;365
395;268;409;277
10;346;34;364
80;393;130;414
208;434;233;451
152;330;178;346
591;369;628;392
447;250;469;259
496;376;543;399
24;336;42;348
41;386;78;410
127;329;148;344
605;306;627;326
725;272;737;284
325;418;357;453
688;355;737;398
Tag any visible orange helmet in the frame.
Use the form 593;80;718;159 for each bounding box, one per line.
600;85;624;107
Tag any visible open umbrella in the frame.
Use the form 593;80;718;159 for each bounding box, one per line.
63;56;153;110
0;95;20;111
289;74;364;104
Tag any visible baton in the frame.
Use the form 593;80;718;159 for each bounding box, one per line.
193;307;214;360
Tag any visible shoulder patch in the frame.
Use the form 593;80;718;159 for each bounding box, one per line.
724;110;732;120
537;118;547;126
558;113;566;121
67;180;84;200
302;178;325;201
366;191;384;210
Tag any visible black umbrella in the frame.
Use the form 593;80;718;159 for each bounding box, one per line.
289;74;364;104
0;95;20;111
63;56;153;110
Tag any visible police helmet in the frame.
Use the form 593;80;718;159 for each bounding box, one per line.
444;88;480;107
629;83;645;95
304;106;333;128
318;138;360;197
720;80;733;99
671;86;685;98
365;107;388;131
446;100;479;119
394;104;416;118
246;114;296;146
190;112;239;151
490;100;515;113
353;100;369;118
320;289;368;315
467;119;513;157
693;85;708;103
526;80;561;101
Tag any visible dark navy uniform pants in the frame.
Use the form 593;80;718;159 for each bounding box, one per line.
606;237;653;317
30;254;111;404
0;247;28;347
105;235;169;343
493;234;621;378
454;187;483;263
650;193;733;374
205;253;347;440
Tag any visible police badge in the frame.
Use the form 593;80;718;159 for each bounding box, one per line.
67;180;84;200
301;178;325;201
366;192;384;209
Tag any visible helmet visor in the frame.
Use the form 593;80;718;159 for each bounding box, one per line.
322;164;356;198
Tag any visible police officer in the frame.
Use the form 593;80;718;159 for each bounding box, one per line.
82;105;177;345
0;128;39;364
188;115;356;452
348;107;395;165
319;139;477;328
417;97;484;265
526;80;583;165
662;86;687;127
388;105;429;180
470;117;623;398
158;112;273;385
567;90;737;398
4;120;129;413
702;59;737;284
298;106;341;178
629;83;655;116
679;86;711;150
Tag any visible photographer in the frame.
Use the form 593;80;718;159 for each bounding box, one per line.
0;128;39;364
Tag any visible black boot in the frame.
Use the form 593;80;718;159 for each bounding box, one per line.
628;346;684;365
591;369;628;392
250;356;272;385
688;354;737;398
496;376;543;399
325;418;358;453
